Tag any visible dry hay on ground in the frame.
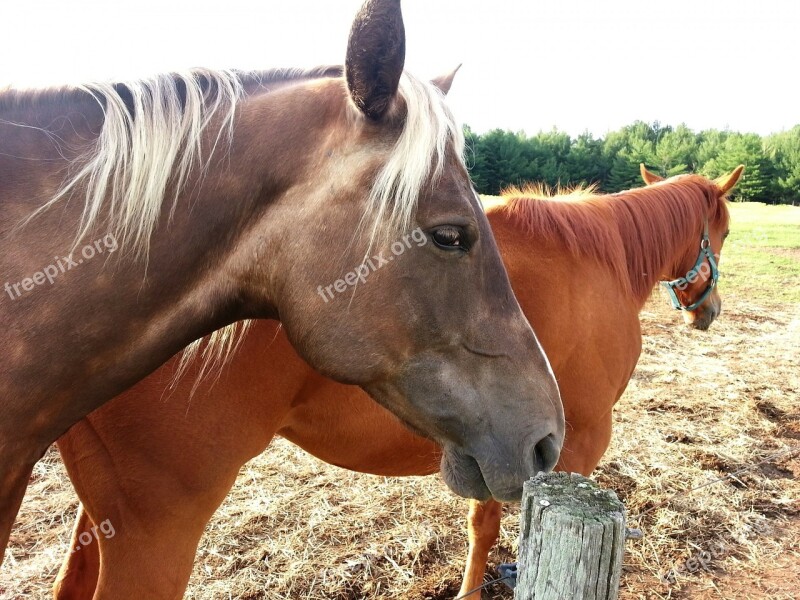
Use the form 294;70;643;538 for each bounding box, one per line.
2;293;799;599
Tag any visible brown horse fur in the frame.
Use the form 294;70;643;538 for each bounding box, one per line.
0;0;564;564
52;168;740;598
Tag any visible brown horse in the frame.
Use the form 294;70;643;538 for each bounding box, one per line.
50;167;742;599
0;0;566;563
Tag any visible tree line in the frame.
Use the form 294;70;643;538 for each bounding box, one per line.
464;121;800;204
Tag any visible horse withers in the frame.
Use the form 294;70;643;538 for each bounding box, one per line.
0;0;563;562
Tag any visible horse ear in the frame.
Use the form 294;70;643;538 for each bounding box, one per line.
345;0;405;120
640;163;664;185
431;64;462;96
715;165;745;194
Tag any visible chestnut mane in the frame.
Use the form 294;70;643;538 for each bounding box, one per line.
499;176;730;301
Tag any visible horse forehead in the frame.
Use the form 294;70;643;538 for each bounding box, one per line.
441;158;479;208
416;166;479;219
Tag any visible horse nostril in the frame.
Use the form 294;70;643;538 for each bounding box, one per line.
533;433;561;474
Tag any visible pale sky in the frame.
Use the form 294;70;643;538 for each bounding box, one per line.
2;0;796;138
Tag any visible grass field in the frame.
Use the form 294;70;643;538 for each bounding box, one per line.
722;202;800;303
1;203;798;599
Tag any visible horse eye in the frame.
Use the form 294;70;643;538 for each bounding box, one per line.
432;226;464;250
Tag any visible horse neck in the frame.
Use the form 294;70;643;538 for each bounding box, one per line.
0;77;341;431
603;180;714;308
1;75;344;295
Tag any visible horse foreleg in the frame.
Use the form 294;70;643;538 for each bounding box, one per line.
457;498;503;599
53;504;100;600
0;460;35;566
88;518;203;600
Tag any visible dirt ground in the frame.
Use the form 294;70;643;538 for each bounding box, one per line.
2;263;799;598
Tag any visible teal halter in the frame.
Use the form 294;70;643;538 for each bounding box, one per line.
660;220;719;312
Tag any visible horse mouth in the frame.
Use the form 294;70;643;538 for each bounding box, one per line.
439;446;493;501
690;318;713;331
686;305;719;330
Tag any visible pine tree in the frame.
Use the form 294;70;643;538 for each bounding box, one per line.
652;124;697;176
463;122;798;205
700;133;772;202
765;126;800;203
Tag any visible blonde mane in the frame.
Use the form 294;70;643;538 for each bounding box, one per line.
362;72;466;245
12;66;464;259
10;65;465;380
16;70;242;258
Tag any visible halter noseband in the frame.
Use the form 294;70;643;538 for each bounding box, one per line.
660;219;719;312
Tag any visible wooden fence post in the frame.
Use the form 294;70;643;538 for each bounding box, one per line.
515;472;626;600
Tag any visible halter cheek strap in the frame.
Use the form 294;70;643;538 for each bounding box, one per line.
660;220;719;312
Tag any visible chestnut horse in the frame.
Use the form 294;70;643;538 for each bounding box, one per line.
0;0;565;562
51;166;742;599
